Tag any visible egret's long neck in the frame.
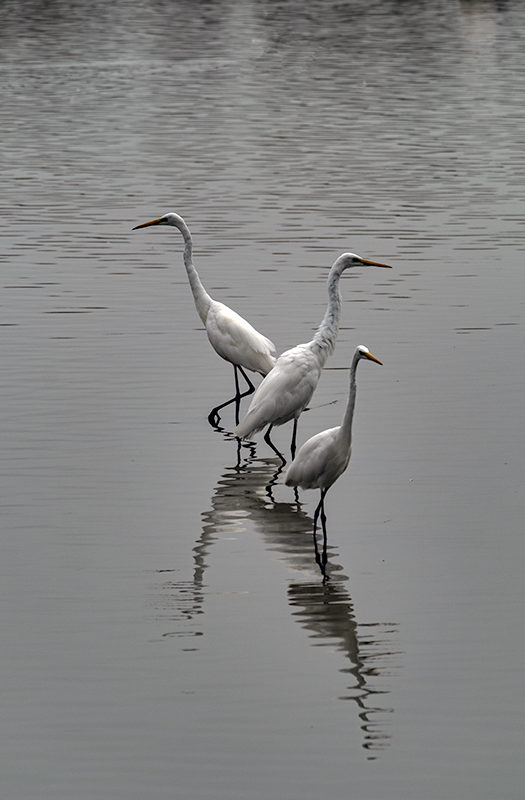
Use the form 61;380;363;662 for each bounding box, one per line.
311;259;345;366
339;353;359;445
175;218;212;324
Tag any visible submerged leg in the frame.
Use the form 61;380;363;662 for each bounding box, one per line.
264;460;285;502
263;424;286;463
208;365;256;427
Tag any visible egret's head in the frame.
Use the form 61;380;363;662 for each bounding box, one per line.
337;253;392;271
355;345;383;366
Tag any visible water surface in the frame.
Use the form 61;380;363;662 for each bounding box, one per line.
2;1;525;798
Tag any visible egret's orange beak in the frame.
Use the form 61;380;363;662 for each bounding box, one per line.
365;352;383;365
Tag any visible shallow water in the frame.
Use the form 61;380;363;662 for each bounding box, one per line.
2;1;525;798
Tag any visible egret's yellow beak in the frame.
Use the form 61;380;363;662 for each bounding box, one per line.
132;217;163;230
359;258;392;269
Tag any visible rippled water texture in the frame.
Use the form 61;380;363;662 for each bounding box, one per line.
1;1;524;799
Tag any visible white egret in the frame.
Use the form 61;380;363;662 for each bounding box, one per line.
132;212;276;425
234;253;391;459
285;345;383;568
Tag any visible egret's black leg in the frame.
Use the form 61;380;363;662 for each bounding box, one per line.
208;397;235;427
264;424;286;463
312;492;323;574
234;366;256;425
319;490;329;581
237;365;256;394
233;365;242;425
290;418;298;460
312;489;329;581
208;365;256;428
313;495;322;536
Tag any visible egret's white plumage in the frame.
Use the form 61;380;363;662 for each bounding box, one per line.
133;212;276;424
285;346;383;563
234;253;391;459
285;345;382;490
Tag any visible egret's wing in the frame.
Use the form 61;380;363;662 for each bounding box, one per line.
207;302;276;374
285;427;341;489
235;344;322;436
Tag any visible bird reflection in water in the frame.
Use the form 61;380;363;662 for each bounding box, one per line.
288;581;398;758
193;454;400;758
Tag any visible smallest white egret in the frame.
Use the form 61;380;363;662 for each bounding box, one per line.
285;345;382;571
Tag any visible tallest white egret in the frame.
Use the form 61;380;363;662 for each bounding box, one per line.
133;212;276;425
234;252;391;459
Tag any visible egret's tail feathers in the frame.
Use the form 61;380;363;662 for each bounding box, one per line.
234;417;261;440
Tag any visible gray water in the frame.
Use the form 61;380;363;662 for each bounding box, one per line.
2;1;525;798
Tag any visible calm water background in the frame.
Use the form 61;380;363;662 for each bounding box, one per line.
2;1;524;798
